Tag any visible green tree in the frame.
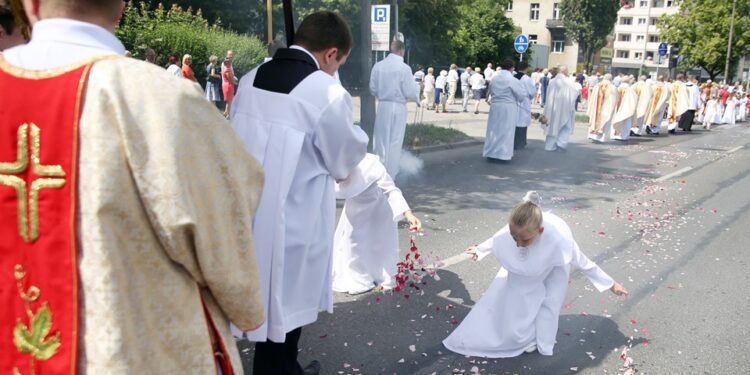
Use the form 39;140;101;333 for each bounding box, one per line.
400;0;463;67
658;0;750;81
450;0;518;67
560;0;620;70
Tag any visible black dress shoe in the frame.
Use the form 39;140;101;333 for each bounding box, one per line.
668;129;676;134
646;126;653;135
302;360;321;375
630;130;641;137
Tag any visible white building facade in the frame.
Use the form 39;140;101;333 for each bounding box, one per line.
505;0;579;70
612;0;679;75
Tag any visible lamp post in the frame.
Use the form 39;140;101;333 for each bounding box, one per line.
723;0;737;83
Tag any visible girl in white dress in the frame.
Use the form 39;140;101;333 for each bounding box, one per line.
422;68;436;110
443;191;628;358
722;94;738;125
702;95;720;130
332;154;422;295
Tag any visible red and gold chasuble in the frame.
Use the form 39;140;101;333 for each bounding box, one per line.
0;58;94;374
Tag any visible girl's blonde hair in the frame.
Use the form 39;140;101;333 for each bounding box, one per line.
182;54;192;64
509;191;543;230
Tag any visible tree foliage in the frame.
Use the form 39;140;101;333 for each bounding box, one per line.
658;0;750;81
449;0;519;68
560;0;620;70
116;2;267;84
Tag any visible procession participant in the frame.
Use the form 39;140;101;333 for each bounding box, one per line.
678;74;701;132
447;63;459;104
630;75;653;136
543;65;579;152
721;92;738;125
611;76;638;141
644;75;671;134
702;94;721;130
370;40;420;179
587;73;617;143
667;73;689;133
469;66;486;115
443;192;628;358
229;11;368;375
0;1;28;50
460;65;472;112
514;61;537;150
0;0;265;373
483;59;525;161
332;154;422;295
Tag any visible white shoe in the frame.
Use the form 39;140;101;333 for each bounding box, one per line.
525;344;537;353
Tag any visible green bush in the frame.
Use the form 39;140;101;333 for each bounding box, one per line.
116;1;266;85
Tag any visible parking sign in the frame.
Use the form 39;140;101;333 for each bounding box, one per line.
371;5;390;51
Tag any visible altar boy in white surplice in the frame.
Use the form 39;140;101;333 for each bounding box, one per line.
332;154;422;295
443;192;628;358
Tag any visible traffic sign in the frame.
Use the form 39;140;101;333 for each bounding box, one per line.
514;34;529;54
658;43;668;57
371;5;390;51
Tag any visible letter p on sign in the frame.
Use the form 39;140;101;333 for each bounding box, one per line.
374;7;388;22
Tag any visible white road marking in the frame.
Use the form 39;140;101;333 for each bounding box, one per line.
727;146;743;154
655;166;693;182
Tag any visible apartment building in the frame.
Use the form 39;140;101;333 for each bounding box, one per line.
504;0;579;70
612;0;680;75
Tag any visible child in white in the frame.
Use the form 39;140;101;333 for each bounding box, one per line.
333;154;422;295
443;191;628;358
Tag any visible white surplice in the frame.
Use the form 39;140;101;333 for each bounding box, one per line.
587;80;617;143
543;74;579;151
230;49;368;342
332;154;410;294
516;74;537;128
612;83;638;140
483;70;525;160
443;213;614;358
371;54;420;179
644;82;670;133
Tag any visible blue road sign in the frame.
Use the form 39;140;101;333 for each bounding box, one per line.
658;43;668;56
514;34;529;54
373;6;388;23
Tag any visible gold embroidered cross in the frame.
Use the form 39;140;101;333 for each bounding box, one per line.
0;124;66;243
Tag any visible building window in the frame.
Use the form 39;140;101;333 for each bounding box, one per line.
634;52;643;60
507;1;513;11
552;40;565;53
648;35;659;43
529;34;538;44
646;51;655;60
639;0;648;7
652;0;664;7
650;18;657;25
666;0;674;6
620;17;633;25
638;17;647;25
636;35;645;43
530;3;540;20
553;3;561;20
618;34;632;42
616;50;630;58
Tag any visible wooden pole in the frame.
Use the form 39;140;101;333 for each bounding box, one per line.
266;0;273;45
723;0;737;83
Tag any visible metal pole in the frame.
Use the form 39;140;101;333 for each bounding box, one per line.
520;53;523;62
638;1;651;78
723;0;737;83
282;0;295;47
360;0;376;146
392;0;398;37
266;0;273;45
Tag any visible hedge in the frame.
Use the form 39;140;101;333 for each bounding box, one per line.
116;2;266;85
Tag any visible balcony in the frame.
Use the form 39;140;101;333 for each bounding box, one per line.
546;19;565;30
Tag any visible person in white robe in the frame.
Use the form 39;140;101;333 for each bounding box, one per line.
667;74;690;133
484;63;494;82
483;60;525;161
587;74;618;143
230;12;368;375
611;78;638;141
702;95;720;130
1;2;266;373
630;76;653;135
514;61;537;150
543;66;579;152
644;75;671;134
721;94;738;125
443;192;628;358
738;94;748;122
332;154;422;295
370;40;420;179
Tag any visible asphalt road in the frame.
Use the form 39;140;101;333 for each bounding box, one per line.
239;119;750;375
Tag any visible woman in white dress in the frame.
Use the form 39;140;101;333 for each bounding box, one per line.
332;154;422;295
443;192;628;358
721;94;738;125
736;94;747;122
422;67;436;110
702;95;720;130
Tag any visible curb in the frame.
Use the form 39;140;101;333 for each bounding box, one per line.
407;138;483;154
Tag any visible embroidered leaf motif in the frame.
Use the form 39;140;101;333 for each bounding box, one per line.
13;302;61;360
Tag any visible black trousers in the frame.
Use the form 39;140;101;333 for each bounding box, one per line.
253;327;303;375
678;109;696;131
514;126;527;150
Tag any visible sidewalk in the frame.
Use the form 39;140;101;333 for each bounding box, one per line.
352;96;590;145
